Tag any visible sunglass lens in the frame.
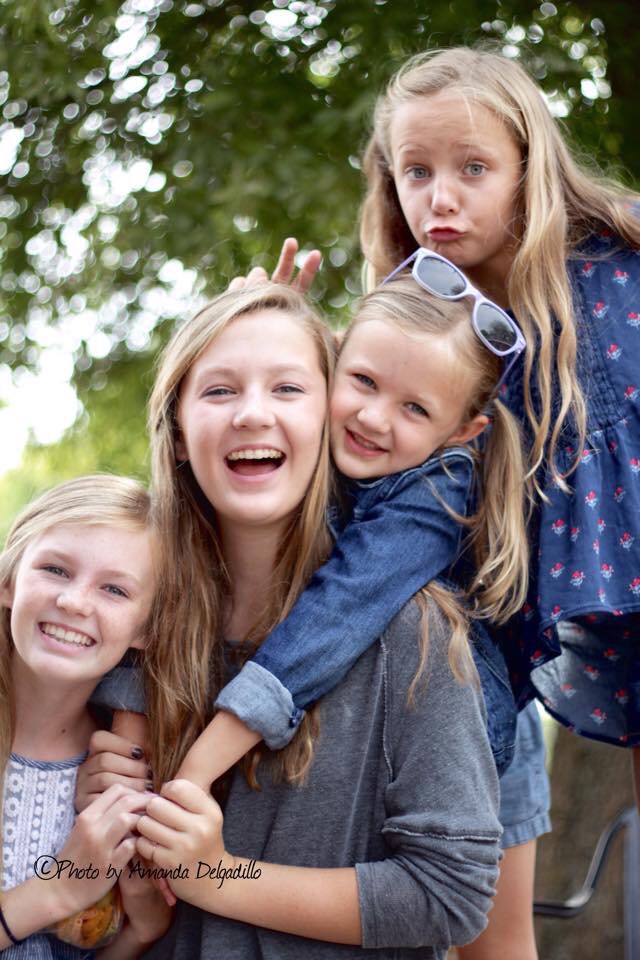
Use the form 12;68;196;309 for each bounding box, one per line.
415;256;466;297
476;302;517;352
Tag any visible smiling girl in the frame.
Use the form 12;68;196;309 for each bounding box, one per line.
0;475;170;957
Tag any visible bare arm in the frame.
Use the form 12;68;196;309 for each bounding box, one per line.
176;711;261;792
136;779;361;944
0;786;149;950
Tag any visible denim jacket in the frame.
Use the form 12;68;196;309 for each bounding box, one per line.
216;446;517;772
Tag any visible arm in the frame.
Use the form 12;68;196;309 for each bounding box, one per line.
136;601;501;949
98;858;173;960
136;779;361;944
216;453;474;745
0;786;149;950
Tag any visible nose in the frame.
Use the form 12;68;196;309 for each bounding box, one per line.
429;173;459;215
56;584;92;617
356;402;389;435
231;388;277;431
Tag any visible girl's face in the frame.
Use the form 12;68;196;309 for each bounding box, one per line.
330;318;487;480
176;308;328;538
389;90;523;300
4;523;155;688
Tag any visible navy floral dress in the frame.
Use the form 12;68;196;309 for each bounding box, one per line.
501;230;640;746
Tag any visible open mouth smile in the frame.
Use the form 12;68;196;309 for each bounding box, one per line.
225;447;286;477
40;622;95;648
345;429;387;456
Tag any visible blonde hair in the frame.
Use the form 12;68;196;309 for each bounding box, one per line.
145;284;335;786
0;474;157;880
350;278;528;639
360;45;640;496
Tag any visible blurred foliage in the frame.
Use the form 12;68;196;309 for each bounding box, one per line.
0;0;638;532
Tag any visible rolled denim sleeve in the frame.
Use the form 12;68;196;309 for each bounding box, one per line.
356;603;502;949
215;451;474;747
91;664;147;714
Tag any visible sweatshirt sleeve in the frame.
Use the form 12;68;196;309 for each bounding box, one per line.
216;452;474;749
356;602;502;949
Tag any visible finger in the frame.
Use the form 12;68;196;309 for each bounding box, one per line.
160;778;216;815
137;813;183;849
154;875;177;907
87;729;147;762
291;249;322;292
271;237;299;284
245;266;269;286
83;771;151;796
227;276;246;291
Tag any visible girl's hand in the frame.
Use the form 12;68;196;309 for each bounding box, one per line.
228;237;321;293
135;779;229;908
75;729;151;810
54;785;150;919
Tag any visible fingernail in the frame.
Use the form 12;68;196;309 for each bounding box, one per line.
131;746;144;760
146;767;153;779
145;781;155;792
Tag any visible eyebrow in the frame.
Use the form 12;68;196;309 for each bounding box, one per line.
192;363;315;387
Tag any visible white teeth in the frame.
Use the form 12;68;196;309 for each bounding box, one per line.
41;623;93;647
227;448;284;461
352;432;380;451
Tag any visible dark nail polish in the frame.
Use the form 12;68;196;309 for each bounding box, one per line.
145;781;155;792
131;746;144;760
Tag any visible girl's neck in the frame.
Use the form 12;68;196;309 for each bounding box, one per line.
465;245;516;309
218;521;284;641
10;657;96;761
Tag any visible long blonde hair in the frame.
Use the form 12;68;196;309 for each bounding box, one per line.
0;474;156;878
145;284;335;786
350;278;528;636
360;46;640;495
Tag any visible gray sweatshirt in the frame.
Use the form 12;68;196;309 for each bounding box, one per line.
146;601;502;959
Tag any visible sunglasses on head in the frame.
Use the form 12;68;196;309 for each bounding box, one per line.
383;249;526;392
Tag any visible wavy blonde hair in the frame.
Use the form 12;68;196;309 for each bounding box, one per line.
351;278;528;638
145;284;335;786
0;474;157;881
360;46;640;495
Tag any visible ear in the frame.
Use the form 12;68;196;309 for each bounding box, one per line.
128;631;147;652
175;433;188;462
0;584;13;610
446;413;490;447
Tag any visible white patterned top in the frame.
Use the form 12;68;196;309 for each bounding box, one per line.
2;753;91;959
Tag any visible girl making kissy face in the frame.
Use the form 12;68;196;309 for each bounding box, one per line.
0;475;170;958
359;44;640;960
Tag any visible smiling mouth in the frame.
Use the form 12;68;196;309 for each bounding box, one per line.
40;622;95;648
346;429;386;455
225;448;286;476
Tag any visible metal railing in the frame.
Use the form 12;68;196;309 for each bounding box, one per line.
533;806;640;959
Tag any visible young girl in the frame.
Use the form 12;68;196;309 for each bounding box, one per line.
117;282;504;957
0;475;170;957
356;43;640;957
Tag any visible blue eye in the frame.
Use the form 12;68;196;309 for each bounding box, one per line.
104;584;128;598
408;166;429;180
42;564;67;578
275;384;304;394
406;401;428;417
464;162;486;177
354;373;376;389
203;386;234;397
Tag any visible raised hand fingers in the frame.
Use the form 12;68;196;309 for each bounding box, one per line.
272;238;321;292
227;266;269;291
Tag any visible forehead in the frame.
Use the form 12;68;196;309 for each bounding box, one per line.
189;307;323;376
22;522;154;573
389;89;519;154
